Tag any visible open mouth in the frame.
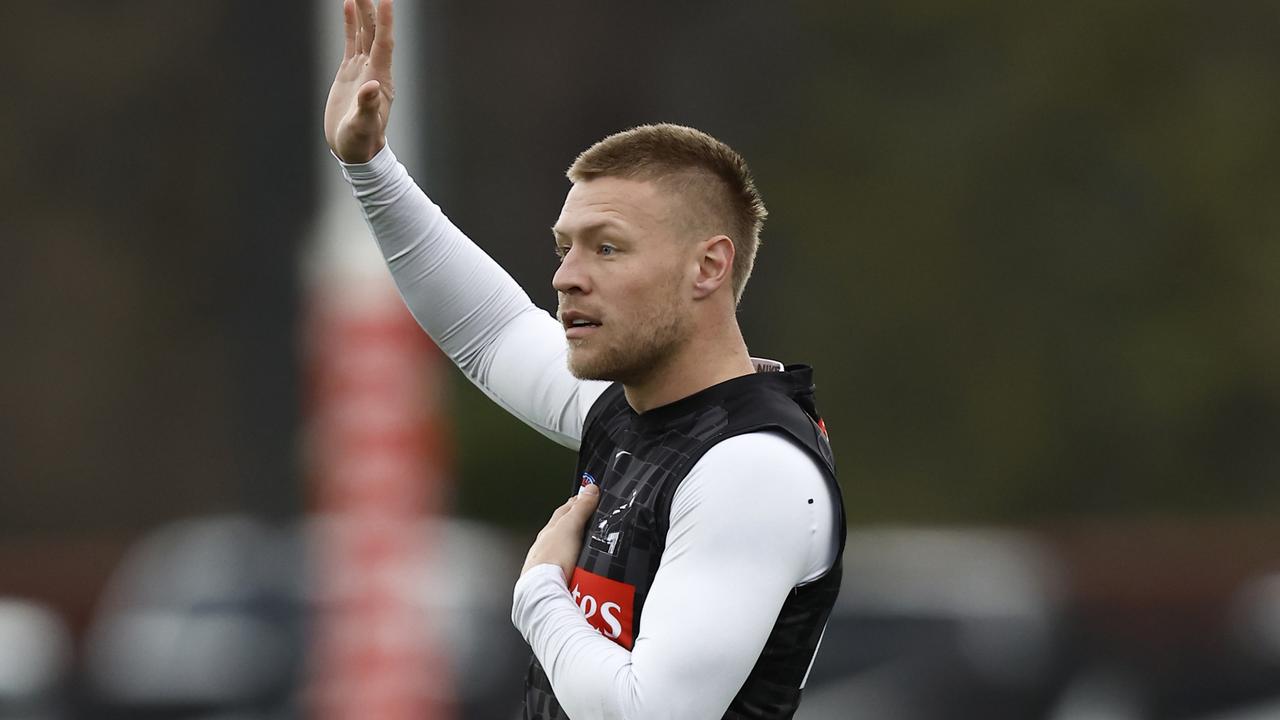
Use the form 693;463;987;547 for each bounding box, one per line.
561;310;603;338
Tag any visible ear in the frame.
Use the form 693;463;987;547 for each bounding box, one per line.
691;234;735;300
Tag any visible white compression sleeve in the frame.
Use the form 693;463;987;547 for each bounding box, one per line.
512;432;839;719
339;145;609;449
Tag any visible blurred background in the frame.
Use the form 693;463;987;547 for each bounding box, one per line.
2;1;1279;718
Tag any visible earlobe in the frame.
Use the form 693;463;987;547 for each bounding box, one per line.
692;235;735;300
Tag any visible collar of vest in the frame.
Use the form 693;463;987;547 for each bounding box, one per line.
750;356;785;373
626;363;817;432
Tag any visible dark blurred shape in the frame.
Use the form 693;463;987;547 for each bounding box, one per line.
1049;665;1146;720
795;522;1280;720
78;514;527;719
1044;519;1280;720
0;0;312;540
1231;574;1280;668
1189;698;1280;720
0;598;72;720
799;528;1065;719
83;517;301;718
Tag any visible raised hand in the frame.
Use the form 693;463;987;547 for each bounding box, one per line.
324;0;395;164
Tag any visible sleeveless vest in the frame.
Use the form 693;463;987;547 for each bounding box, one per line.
523;364;847;720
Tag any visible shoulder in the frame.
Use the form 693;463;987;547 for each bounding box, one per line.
674;431;830;523
699;431;821;473
667;431;837;582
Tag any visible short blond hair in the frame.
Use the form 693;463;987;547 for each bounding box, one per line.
566;123;768;304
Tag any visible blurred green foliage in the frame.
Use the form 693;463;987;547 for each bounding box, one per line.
440;1;1280;530
3;1;1276;537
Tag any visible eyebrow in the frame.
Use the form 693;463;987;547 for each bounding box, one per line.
551;219;626;241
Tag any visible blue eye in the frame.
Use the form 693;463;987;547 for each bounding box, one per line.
600;244;617;256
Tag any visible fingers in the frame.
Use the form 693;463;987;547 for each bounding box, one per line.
354;0;377;55
546;497;576;526
342;0;357;60
346;0;390;69
521;486;601;582
369;0;394;73
543;484;600;530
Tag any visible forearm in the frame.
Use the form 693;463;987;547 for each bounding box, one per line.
513;566;640;719
339;146;605;447
340;144;538;371
511;531;799;720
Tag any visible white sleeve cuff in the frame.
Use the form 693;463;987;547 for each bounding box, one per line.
512;563;571;642
335;142;398;181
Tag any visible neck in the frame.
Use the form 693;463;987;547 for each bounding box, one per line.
622;317;755;414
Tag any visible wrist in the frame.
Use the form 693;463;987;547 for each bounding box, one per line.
336;143;397;180
520;561;568;584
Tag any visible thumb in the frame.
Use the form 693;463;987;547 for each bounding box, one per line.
357;80;382;114
566;484;601;527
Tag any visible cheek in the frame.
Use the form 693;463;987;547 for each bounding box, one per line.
664;260;696;301
630;274;681;309
674;251;703;293
605;255;690;313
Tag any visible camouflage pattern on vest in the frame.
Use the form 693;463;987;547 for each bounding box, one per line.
523;365;846;720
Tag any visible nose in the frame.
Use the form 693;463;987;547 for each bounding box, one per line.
552;246;590;296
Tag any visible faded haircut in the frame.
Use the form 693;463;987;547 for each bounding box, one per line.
566;123;768;304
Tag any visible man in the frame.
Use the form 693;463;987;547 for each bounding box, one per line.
324;1;846;717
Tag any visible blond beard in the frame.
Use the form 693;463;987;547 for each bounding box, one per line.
566;302;690;385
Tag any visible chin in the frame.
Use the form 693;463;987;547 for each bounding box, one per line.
568;349;661;387
566;353;616;382
567;321;682;385
567;344;637;383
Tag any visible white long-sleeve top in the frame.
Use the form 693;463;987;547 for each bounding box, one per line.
340;146;839;719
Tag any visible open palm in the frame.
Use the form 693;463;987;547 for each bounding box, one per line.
324;0;395;164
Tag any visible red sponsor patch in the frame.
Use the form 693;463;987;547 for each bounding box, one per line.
568;568;635;650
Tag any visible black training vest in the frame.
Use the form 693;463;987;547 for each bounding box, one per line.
523;364;847;720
